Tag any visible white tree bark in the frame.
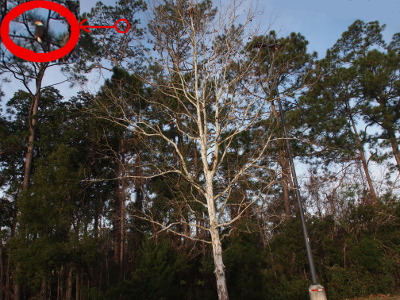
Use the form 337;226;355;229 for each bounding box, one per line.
206;175;229;300
92;2;276;300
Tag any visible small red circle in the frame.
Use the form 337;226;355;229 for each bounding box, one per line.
0;1;80;62
114;19;130;34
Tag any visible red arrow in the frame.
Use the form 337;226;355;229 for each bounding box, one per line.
79;19;130;34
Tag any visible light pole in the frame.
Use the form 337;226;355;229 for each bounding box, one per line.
252;37;327;298
276;97;327;300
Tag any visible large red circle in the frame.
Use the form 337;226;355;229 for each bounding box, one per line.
0;1;80;62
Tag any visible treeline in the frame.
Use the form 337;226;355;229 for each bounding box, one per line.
0;1;399;299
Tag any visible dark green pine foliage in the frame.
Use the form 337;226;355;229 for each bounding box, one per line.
8;144;83;290
320;203;399;299
59;0;147;87
298;20;400;202
291;20;398;203
261;202;400;300
293;62;361;165
1;84;125;297
356;38;400;173
245;31;316;220
292;20;381;166
66;90;119;235
0;112;24;229
319;19;400;172
263;219;310;300
94;67;149;278
6;87;67;157
0;87;67;236
65;0;147;83
3;87;95;297
130;238;190;300
224;232;266;300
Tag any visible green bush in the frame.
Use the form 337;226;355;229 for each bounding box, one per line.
130;238;189;300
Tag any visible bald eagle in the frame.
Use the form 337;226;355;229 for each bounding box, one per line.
34;20;46;43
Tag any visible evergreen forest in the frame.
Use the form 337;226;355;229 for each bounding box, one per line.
0;0;400;299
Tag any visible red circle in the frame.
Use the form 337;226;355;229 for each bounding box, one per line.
0;1;80;62
114;19;130;34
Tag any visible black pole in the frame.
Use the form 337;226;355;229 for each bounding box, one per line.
276;97;319;285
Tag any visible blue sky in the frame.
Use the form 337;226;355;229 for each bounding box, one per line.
80;0;399;56
2;0;399;102
259;0;400;56
66;0;400;96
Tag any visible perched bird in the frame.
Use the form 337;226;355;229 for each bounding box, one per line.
34;20;46;43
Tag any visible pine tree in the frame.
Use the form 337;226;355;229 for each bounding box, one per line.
293;20;391;205
246;31;316;220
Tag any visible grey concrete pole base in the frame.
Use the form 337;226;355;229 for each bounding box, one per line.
309;284;327;300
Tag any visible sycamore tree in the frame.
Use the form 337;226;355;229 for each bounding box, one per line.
90;1;286;299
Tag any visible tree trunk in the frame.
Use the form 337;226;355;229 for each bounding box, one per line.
328;186;338;218
210;226;228;300
22;64;46;190
12;267;21;300
75;273;80;300
22;92;39;190
56;267;62;300
119;184;125;279
378;98;400;174
278;150;291;219
358;148;377;202
113;164;121;264
0;239;4;300
271;100;292;219
65;268;73;300
349;112;378;203
39;279;47;300
388;132;400;174
113;188;121;271
205;175;229;300
5;260;10;300
113;138;126;279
